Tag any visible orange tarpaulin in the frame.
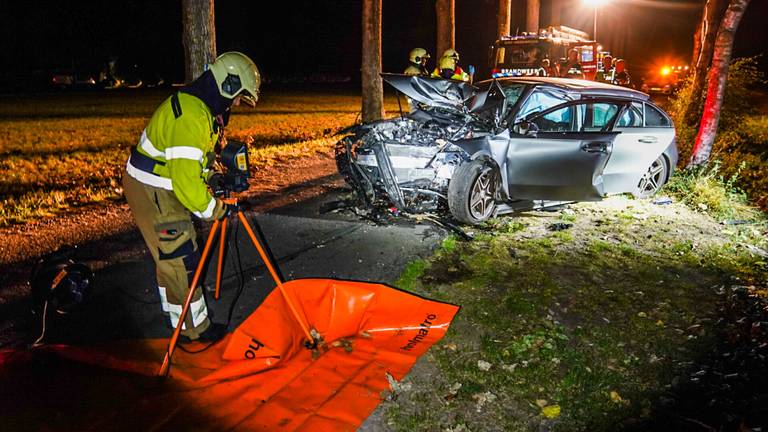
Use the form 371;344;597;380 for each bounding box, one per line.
0;279;458;431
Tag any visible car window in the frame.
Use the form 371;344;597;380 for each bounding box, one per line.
517;88;568;121
530;101;623;133
644;103;671;127
501;84;526;117
587;103;620;131
617;102;643;127
531;105;575;132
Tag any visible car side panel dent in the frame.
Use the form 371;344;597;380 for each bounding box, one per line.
453;129;511;197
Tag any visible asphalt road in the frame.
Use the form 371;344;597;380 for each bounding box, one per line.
39;192;449;346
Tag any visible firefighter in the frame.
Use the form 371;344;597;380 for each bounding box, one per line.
595;54;614;83
431;49;472;82
613;59;632;87
558;48;584;79
404;48;430;76
122;52;260;342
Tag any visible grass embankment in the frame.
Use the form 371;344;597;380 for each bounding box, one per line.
0;89;399;226
388;194;767;431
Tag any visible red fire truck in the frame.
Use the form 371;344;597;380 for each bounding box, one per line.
489;26;600;80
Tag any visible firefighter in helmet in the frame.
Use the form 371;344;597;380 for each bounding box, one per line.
613;59;632;87
404;48;430;76
122;52;260;342
431;49;472;82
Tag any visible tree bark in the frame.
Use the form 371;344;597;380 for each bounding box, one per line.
685;0;727;124
526;0;540;33
435;0;455;58
498;0;512;38
361;0;384;122
550;0;562;27
689;0;751;167
181;0;217;83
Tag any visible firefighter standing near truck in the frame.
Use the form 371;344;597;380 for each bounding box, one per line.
595;54;614;83
431;49;473;82
404;48;431;76
122;52;261;342
559;48;585;79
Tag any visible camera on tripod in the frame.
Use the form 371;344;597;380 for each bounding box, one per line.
210;140;250;197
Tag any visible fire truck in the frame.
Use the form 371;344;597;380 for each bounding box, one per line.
489;26;601;80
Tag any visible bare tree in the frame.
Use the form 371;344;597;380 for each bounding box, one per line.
362;0;384;122
181;0;217;83
498;0;512;38
685;0;727;123
689;0;751;166
526;0;540;33
436;0;455;59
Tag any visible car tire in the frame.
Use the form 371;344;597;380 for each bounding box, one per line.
448;160;498;225
633;155;669;199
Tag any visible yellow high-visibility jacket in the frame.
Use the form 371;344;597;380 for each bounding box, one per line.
125;92;219;219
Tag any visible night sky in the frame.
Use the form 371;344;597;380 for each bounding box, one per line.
1;0;766;90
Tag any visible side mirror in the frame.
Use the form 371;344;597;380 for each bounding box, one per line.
512;121;539;137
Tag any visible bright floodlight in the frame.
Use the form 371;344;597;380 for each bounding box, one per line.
583;0;609;6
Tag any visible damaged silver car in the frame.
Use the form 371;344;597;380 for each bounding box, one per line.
336;74;678;224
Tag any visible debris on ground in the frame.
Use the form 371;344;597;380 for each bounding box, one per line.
472;392;497;412
546;222;573;232
652;196;673;205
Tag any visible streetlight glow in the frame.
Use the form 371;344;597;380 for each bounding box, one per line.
582;0;610;41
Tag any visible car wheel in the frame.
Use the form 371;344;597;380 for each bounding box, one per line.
448;160;498;225
633;155;668;198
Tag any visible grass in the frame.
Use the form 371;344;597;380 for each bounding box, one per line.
0;88;400;226
386;196;767;431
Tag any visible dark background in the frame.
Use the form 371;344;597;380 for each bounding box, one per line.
0;0;766;90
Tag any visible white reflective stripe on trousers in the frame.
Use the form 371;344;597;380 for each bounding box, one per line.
167;295;208;330
157;286;170;312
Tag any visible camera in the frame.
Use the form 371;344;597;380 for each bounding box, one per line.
210;140;250;197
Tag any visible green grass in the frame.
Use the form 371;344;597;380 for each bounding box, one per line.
388;198;767;431
0;89;400;226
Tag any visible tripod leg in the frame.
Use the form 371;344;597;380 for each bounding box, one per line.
158;219;221;377
214;216;228;300
237;211;315;344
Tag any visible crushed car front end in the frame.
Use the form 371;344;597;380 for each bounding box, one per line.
336;74;508;215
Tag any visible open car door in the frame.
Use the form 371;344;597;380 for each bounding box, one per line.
505;99;628;201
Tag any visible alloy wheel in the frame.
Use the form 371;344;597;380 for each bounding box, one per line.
469;168;497;220
636;156;668;198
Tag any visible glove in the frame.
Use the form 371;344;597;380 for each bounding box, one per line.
208;172;226;197
468;65;476;76
208;198;229;221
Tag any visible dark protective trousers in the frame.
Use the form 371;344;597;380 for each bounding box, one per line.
122;169;210;339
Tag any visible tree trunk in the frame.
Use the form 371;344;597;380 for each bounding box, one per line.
685;0;726;124
435;0;455;58
689;0;751;167
498;0;512;38
550;0;562;27
361;0;384;123
181;0;217;83
526;0;540;33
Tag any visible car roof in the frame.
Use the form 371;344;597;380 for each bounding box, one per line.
479;77;650;101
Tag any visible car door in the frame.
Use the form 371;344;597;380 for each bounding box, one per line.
603;102;676;193
505;99;626;201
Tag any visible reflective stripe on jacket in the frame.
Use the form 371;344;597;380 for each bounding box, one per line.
430;67;470;82
126;92;218;219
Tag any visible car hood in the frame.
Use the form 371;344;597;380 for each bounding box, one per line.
381;73;476;111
